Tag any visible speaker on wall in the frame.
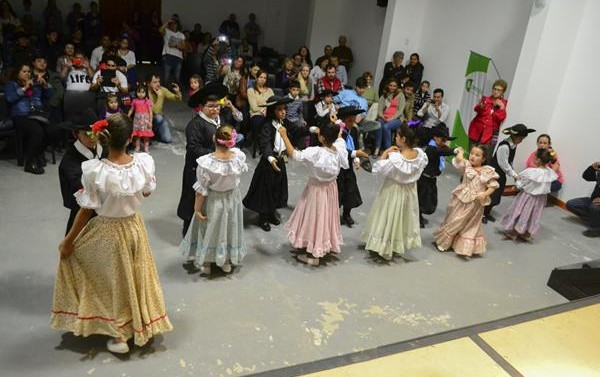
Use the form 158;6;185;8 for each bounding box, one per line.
377;0;388;7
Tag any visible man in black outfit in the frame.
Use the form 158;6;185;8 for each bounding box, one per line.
566;161;600;237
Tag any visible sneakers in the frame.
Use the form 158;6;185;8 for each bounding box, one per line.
297;254;320;266
107;338;129;354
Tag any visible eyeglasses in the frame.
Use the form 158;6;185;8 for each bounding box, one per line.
205;104;221;109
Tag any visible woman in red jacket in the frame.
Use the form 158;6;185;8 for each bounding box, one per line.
468;79;508;155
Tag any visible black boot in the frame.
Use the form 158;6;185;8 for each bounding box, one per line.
342;209;354;227
24;160;44;175
259;214;271;231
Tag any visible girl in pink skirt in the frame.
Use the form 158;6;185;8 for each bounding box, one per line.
278;122;348;266
128;84;154;153
434;145;499;258
501;148;557;241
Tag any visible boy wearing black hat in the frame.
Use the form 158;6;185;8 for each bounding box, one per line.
336;106;369;227
177;83;243;237
58;108;106;234
483;123;535;223
417;123;461;227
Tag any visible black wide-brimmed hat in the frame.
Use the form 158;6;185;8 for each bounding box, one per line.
188;83;228;108
502;123;536;137
337;106;364;119
259;95;293;108
430;123;456;140
58;108;99;131
316;89;338;98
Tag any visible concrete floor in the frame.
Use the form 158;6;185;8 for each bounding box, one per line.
1;101;598;377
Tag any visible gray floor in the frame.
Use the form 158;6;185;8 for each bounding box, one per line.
1;102;598;377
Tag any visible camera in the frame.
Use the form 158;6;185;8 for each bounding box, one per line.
217;35;229;43
71;58;82;66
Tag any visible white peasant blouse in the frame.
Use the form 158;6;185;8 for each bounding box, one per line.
373;148;428;184
291;138;349;182
193;148;248;195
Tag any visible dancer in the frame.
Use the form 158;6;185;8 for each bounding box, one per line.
278;121;348;265
243;96;304;231
128;84;154;153
434;145;499;258
181;125;248;275
483;124;535;223
51;114;173;354
336;106;369;227
525;134;563;193
417;123;461;228
58;108;106;234
501;148;557;242
362;124;428;260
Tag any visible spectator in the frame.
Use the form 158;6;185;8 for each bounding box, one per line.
402;81;416;123
66;2;84;35
0;0;20;39
317;64;342;93
39;29;62;71
275;57;297;90
405;53;424;88
374;77;406;154
310;57;329;85
120;20;141;53
64;52;93;91
42;0;62;35
417;88;449;129
20;0;37;36
90;57;128;94
219;13;240;40
361;71;378;107
56;42;75;78
297;63;314;101
315;45;333;68
468;79;508;149
332;35;353;72
32;54;64;122
11;31;35;67
204;36;232;84
378;51;404;95
330;55;347;86
160;15;185;84
189;23;205;46
247;69;274;158
334;77;380;146
566;161;600;237
246;64;260;89
69;27;84;53
89;35;111;71
222;56;247;109
243;13;261;53
413;80;430;119
117;36;136;87
298;45;312;67
292;53;303;74
83;1;103;54
5;63;57;174
239;38;253;59
146;73;182;143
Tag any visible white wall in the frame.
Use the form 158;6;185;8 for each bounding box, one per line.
307;0;386;83
506;0;599;200
162;0;310;56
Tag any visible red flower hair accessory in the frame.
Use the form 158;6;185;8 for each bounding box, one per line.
91;119;109;133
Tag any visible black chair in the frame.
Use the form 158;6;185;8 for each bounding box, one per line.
272;87;284;97
0;94;25;166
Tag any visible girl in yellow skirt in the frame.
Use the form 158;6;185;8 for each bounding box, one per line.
434;145;499;258
51;113;173;354
361;124;428;260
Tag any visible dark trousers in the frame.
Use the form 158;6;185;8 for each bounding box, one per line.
13;116;46;163
566;197;600;229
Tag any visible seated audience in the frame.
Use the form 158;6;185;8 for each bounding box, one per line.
317;64;342;93
566;161;600;237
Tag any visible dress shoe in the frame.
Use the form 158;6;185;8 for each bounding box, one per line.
260;221;271;232
24;163;44;175
583;229;600;238
342;213;355;226
267;214;280;225
483;213;496;222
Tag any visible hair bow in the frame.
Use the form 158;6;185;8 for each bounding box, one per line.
216;129;237;148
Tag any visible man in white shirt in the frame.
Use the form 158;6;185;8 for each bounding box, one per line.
159;15;185;84
89;35;111;71
90;57;128;94
417;88;450;128
65;53;94;92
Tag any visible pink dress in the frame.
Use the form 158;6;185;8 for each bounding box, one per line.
131;98;154;138
434;159;499;256
285;138;349;257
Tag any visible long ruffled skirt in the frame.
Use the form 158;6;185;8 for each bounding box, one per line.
51;214;173;346
361;179;421;260
181;188;246;266
500;191;547;236
434;196;487;256
285;179;343;258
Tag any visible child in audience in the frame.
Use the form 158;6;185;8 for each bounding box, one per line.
501;148;557;242
128;84;154;153
103;93;122;118
181;125;248;275
525;134;563;193
278;121;348;266
362;124;428;260
413;80;430;119
315;89;338;123
483;124;535;223
188;74;203;114
285;80;306;147
434;145;499;258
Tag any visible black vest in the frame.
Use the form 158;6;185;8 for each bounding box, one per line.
491;139;515;176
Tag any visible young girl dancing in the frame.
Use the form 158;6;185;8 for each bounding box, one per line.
362;124;428;261
434;145;499;258
128;84;154;152
525;134;563;193
501;148;557;242
181;125;248;275
278;121;349;266
51;114;172;354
